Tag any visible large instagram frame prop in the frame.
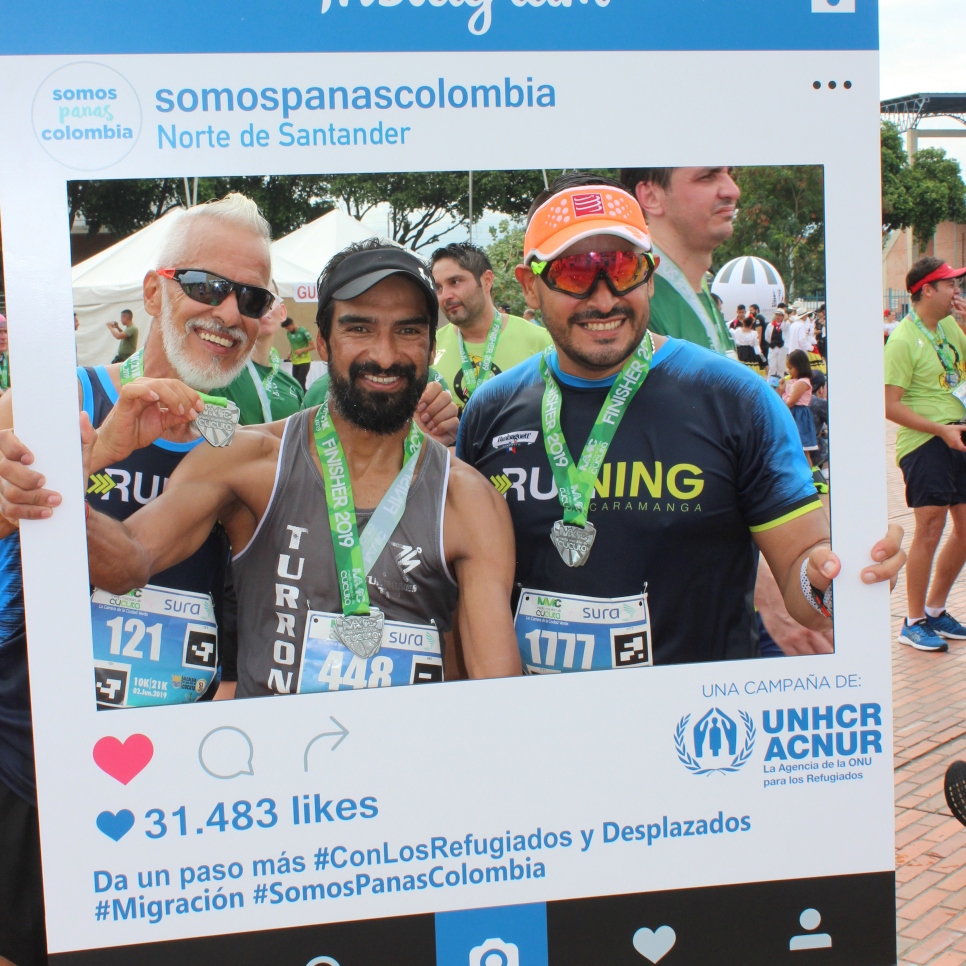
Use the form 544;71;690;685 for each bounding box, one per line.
0;1;894;961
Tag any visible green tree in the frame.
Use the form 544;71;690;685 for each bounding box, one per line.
486;219;528;316
193;176;332;237
67;175;332;239
713;166;826;299
881;122;966;247
67;179;176;234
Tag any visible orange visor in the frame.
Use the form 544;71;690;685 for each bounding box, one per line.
524;185;651;264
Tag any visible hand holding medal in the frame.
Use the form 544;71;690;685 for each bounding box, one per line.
117;349;239;448
93;376;208;469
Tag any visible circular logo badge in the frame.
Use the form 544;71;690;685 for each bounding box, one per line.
32;62;141;170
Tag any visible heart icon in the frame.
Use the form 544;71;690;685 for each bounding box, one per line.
93;734;153;785
633;926;677;963
96;809;135;842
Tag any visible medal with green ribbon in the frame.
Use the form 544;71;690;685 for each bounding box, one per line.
0;353;9;392
539;333;654;567
313;400;424;656
458;309;503;398
912;311;962;388
118;348;240;446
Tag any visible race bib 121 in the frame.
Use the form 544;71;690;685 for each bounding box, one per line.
91;584;218;708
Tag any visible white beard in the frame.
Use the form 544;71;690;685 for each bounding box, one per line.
158;289;251;391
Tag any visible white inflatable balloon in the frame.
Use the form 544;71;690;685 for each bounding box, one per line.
711;256;786;322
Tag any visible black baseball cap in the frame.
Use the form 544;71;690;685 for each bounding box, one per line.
316;247;438;323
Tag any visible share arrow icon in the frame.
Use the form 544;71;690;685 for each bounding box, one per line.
303;717;350;771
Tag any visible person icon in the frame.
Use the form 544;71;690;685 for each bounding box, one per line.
789;908;832;950
709;716;722;757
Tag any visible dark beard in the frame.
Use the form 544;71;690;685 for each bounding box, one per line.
329;360;427;435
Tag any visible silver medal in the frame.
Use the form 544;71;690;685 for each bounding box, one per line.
550;519;597;568
196;401;240;447
333;607;385;658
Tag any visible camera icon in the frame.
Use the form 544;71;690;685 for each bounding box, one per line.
811;0;855;12
469;937;519;966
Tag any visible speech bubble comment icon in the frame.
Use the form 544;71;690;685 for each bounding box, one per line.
198;726;254;779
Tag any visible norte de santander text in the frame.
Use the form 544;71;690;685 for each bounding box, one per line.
154;78;556;150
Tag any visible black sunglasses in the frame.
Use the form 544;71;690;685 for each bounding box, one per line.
158;268;276;319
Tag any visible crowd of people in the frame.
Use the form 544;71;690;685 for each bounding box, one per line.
0;171;908;966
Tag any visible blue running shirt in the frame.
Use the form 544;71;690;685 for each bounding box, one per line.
456;339;820;665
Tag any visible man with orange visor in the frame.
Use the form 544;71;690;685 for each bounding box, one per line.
455;173;905;671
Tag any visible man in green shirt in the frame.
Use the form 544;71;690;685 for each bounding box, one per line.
430;242;552;410
107;309;138;363
219;285;303;425
886;257;966;652
282;317;313;390
620;167;737;357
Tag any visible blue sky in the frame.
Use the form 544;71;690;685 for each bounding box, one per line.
881;0;966;171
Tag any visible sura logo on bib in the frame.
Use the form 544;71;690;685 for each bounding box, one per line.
675;707;756;776
32;62;141;170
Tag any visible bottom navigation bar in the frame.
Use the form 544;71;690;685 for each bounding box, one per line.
50;871;896;965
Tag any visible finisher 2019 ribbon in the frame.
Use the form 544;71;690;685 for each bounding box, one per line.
539;333;654;567
312;400;424;657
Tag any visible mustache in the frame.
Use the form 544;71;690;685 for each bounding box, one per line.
185;317;249;346
567;306;633;326
348;360;417;381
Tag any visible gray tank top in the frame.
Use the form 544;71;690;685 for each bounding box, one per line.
232;408;459;698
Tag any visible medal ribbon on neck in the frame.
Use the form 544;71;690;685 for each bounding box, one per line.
313;401;423;617
458;309;503;397
912;311;961;386
247;347;282;423
539;333;654;529
0;353;9;391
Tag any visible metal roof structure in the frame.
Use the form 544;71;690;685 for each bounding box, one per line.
881;93;966;133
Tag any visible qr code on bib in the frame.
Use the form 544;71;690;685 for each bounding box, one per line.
610;625;652;668
94;661;130;708
183;625;217;669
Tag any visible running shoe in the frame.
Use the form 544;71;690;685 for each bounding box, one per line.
898;620;949;652
926;611;966;640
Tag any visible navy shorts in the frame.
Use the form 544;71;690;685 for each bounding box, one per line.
899;432;966;508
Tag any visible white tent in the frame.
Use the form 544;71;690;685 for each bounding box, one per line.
72;209;182;367
271;208;376;303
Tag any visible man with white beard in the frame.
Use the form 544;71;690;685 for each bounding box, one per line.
0;192;273;708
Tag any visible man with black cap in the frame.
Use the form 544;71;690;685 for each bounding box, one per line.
886;256;966;652
2;239;521;696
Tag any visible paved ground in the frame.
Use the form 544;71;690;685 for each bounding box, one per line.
888;425;966;965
